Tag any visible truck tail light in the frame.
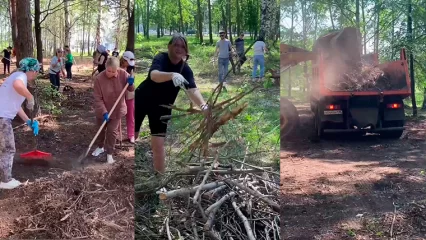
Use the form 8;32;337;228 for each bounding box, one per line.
386;103;402;109
325;104;340;110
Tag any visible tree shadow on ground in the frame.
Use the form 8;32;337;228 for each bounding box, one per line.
281;106;426;239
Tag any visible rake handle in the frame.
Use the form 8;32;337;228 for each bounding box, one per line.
82;83;130;159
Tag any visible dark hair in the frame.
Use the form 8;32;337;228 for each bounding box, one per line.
240;33;244;36
168;33;189;54
257;36;265;42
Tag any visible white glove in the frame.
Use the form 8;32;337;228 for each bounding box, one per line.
172;73;189;87
200;104;208;111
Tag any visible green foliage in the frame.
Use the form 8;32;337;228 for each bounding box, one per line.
36;80;65;116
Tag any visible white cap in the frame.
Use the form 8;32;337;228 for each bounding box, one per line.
123;51;135;66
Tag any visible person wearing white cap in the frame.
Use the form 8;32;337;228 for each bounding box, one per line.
120;51;136;143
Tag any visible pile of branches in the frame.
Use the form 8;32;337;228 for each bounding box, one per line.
11;162;134;239
155;153;280;240
136;84;280;239
326;61;394;91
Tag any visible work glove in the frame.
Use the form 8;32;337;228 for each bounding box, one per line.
127;76;134;86
200;104;209;111
26;97;35;111
26;120;39;136
103;112;109;122
172;73;189;87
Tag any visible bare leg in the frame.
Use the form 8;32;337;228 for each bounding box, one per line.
151;136;166;174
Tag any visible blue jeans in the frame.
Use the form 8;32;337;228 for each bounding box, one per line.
252;55;265;78
218;57;229;83
49;73;60;91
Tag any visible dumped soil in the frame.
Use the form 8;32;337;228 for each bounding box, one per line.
0;68;134;239
281;101;426;239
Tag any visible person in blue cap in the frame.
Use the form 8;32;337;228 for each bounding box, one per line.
0;57;40;189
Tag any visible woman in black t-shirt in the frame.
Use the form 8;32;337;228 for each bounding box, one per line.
135;33;208;173
2;46;12;75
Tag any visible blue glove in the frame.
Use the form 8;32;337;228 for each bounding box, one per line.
26;120;39;136
103;112;109;122
127;76;134;86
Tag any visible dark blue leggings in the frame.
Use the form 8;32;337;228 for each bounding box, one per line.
49;73;60;91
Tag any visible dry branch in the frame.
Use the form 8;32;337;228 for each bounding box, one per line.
223;179;280;212
158;181;225;200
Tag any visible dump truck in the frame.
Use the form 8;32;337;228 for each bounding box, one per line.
280;27;411;140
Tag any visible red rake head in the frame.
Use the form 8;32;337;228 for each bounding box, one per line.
20;150;53;161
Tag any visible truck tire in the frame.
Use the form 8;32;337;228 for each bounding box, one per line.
311;108;324;142
280;97;299;140
379;120;404;139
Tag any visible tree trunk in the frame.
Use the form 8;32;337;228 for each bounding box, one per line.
197;0;203;43
34;0;44;72
16;0;39;117
236;0;241;35
301;0;308;92
146;0;150;39
95;0;102;46
361;0;366;54
227;0;232;43
126;0;135;52
259;0;276;41
208;0;213;44
328;1;335;30
178;0;184;34
64;0;71;47
221;6;227;34
407;0;416;116
288;2;294;97
356;0;360;28
374;0;380;54
10;0;17;48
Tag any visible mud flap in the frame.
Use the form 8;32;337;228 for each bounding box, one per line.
349;108;379;128
384;108;405;121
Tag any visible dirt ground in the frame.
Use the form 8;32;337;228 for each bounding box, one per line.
0;64;134;239
281;100;426;240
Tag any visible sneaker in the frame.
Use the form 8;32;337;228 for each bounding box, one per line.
129;136;135;144
107;154;115;164
0;178;22;189
92;147;105;157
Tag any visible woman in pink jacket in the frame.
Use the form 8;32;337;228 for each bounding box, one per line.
120;51;136;143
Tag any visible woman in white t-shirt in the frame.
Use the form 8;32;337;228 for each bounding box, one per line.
252;36;268;80
0;57;40;189
49;48;66;91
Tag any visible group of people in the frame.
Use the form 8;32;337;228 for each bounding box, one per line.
48;46;75;91
215;31;268;85
91;44;136;164
0;43;136;189
0;32;269;189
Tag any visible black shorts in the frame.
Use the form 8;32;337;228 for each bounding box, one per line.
135;92;171;137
